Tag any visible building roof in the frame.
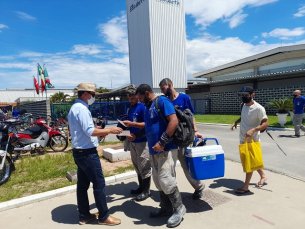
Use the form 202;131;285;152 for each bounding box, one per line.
194;44;305;78
0;88;74;103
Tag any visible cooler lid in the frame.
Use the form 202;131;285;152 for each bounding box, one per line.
185;145;224;157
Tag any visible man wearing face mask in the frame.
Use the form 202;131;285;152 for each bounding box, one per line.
292;90;305;138
68;83;123;226
159;78;205;200
231;86;269;193
135;84;186;228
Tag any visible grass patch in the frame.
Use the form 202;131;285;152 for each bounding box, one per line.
100;141;122;146
194;114;301;128
0;142;129;202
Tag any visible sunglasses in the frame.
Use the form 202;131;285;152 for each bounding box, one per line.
87;92;95;97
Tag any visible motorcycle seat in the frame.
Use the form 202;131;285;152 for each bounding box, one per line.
18;126;42;136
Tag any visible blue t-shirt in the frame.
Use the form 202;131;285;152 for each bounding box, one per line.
12;110;20;117
172;93;195;113
293;96;305;114
128;102;147;143
144;96;178;155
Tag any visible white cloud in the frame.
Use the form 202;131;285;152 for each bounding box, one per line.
97;13;128;53
0;24;8;32
262;27;305;40
186;34;281;77
224;10;248;28
184;0;277;29
15;11;36;21
70;44;102;55
294;5;305;17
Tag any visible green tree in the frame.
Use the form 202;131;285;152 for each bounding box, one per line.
50;92;70;104
96;86;110;93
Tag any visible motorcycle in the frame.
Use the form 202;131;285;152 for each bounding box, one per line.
14;118;68;153
0;120;19;185
93;115;106;143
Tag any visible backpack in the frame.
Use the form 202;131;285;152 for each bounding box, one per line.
155;96;195;148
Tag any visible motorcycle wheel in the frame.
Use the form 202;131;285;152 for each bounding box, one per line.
0;156;12;186
49;135;68;152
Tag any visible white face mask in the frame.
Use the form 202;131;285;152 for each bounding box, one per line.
87;95;95;105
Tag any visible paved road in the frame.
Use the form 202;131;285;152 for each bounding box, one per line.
105;123;305;181
196;123;305;181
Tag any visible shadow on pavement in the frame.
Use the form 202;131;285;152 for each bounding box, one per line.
209;178;244;190
51;203;95;225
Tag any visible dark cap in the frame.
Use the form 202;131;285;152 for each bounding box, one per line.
239;86;254;95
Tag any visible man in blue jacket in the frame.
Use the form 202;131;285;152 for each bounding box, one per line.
135;84;186;228
292;90;305;137
123;85;152;202
159;78;205;199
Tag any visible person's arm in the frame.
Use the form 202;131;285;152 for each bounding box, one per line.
231;117;241;131
153;113;178;152
245;118;269;137
91;127;123;136
123;120;145;129
193;117;203;137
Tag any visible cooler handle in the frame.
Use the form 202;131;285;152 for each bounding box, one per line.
202;138;219;145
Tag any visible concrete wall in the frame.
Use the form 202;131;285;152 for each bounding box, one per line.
188;83;305;115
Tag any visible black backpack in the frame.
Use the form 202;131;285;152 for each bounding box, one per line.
155;96;195;148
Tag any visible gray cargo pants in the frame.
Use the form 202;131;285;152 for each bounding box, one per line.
178;147;205;192
130;142;152;179
293;114;305;136
150;149;178;195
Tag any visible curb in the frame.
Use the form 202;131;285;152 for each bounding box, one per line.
0;161;181;213
196;122;294;131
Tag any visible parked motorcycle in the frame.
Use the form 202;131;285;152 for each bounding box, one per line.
14;118;68;153
93;115;106;143
0;120;19;185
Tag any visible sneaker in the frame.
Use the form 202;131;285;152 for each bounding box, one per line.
79;213;98;225
291;135;300;138
192;190;203;200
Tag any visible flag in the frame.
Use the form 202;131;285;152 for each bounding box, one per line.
38;64;44;76
44;66;54;88
41;74;46;93
44;67;51;84
34;76;39;94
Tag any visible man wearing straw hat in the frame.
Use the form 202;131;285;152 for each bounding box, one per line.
68;82;123;226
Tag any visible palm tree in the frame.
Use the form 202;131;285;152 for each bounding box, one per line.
50;92;70;104
266;97;294;114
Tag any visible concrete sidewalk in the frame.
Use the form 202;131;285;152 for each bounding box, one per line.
2;160;305;229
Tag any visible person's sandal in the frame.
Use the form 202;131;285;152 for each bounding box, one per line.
235;188;250;194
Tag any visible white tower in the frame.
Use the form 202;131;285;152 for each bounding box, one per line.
126;0;187;93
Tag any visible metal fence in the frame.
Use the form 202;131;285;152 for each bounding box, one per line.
52;98;211;124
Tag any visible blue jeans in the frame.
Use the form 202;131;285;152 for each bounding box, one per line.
73;149;109;221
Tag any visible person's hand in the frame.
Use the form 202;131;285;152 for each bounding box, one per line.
96;125;102;129
245;128;255;137
195;131;203;138
152;142;164;152
123;120;133;127
126;133;136;141
110;127;123;135
231;122;237;131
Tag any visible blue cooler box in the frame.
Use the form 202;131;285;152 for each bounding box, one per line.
185;138;225;180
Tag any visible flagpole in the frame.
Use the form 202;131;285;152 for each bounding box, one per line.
33;75;35;98
37;63;41;101
44;64;47;100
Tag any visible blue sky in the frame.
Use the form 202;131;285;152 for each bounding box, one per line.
0;0;304;89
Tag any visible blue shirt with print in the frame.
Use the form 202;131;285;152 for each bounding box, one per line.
128;102;147;143
293;96;305;114
171;93;195;113
144;96;178;155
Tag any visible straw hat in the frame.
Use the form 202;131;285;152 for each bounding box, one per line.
73;82;101;94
